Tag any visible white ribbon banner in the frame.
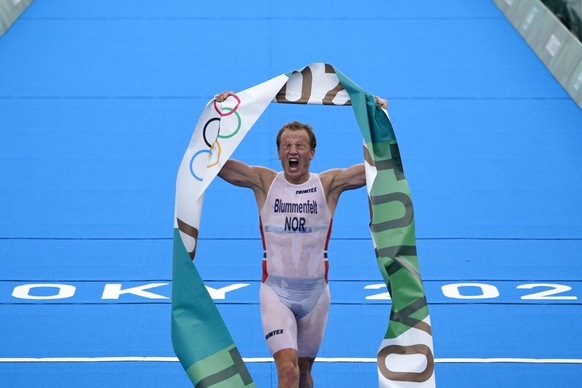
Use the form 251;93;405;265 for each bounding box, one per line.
172;63;435;387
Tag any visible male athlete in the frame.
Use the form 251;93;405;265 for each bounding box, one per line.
215;91;387;388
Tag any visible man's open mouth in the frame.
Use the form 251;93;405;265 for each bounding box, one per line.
289;158;299;168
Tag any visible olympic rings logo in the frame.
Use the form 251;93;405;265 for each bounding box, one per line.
189;95;243;181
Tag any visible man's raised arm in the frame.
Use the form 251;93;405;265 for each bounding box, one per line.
218;159;261;189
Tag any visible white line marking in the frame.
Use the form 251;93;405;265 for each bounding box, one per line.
434;358;582;364
0;357;580;364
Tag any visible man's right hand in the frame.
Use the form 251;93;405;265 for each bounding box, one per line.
214;91;235;102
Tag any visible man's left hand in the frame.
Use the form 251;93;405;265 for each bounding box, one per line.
375;96;388;110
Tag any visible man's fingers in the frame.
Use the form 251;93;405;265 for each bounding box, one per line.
214;90;235;102
375;96;388;109
215;91;227;102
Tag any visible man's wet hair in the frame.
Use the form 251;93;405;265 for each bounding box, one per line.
276;121;317;150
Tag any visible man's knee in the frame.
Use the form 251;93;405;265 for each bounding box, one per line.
298;357;314;388
278;360;299;383
298;357;315;381
298;357;314;373
274;349;299;386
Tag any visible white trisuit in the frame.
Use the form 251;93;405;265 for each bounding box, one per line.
259;172;332;358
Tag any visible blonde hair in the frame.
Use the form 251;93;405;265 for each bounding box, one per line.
276;121;317;150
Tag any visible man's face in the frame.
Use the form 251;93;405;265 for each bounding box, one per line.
278;129;315;184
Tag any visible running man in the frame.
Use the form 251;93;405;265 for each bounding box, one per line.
215;91;387;388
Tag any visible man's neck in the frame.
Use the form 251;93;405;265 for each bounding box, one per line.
282;172;310;185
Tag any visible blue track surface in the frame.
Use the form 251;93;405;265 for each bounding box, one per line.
1;1;581;387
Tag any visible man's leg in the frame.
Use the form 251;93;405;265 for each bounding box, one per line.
295;286;330;388
261;284;300;387
298;357;315;388
274;348;299;388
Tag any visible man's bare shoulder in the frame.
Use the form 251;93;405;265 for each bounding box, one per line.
219;160;275;191
317;168;342;194
252;165;277;176
318;168;343;181
319;164;365;193
253;165;278;191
